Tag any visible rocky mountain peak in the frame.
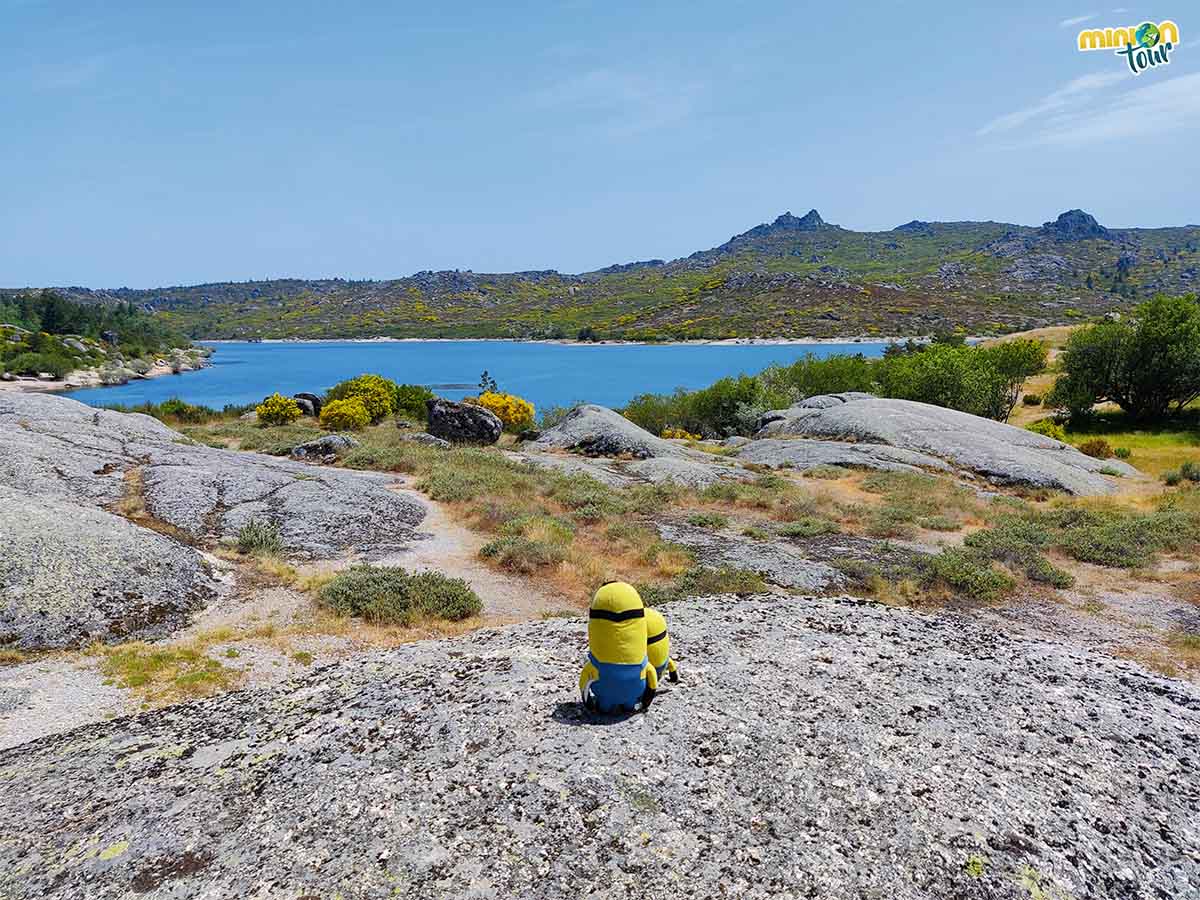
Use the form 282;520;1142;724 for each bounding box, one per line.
770;209;828;231
1039;209;1111;241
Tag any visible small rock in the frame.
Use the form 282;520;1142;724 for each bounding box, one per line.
290;434;359;459
401;432;451;449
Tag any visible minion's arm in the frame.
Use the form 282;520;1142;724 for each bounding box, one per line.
668;657;680;683
579;660;600;703
640;661;659;710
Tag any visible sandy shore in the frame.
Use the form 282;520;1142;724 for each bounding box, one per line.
0;361;200;395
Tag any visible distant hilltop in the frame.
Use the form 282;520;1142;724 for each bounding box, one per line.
9;208;1198;342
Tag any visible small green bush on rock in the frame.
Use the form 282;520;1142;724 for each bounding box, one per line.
237;518;283;556
318;564;481;624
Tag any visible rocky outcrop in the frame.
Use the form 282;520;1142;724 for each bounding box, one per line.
0;486;215;649
752;395;1136;494
426;399;502;445
2;595;1196;898
0;393;426;558
1039;209;1111;241
655;521;845;592
289;433;358;459
737;437;952;474
527;405;692;459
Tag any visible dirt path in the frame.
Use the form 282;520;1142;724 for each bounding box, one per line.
377;487;575;620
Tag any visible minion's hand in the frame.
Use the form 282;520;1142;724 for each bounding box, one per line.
579;661;599;704
668;658;680;684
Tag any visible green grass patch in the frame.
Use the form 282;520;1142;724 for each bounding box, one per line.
637;566;769;605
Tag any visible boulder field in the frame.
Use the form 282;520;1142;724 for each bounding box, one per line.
0;393;425;649
521;397;1135;495
1;595;1195;899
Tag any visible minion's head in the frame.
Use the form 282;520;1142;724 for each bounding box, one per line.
587;581;647;665
644;607;671;669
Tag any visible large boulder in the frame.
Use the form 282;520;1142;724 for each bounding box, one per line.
527;404;691;459
292;392;323;416
426;399;502;445
2;595;1196;898
752;395;1136;495
0;393;426;559
0;485;214;650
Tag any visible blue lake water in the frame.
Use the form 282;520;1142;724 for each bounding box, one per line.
65;340;888;412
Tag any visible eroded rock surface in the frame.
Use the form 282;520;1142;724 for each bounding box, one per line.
2;595;1196;898
0;393;425;559
738;436;952;474
753;395;1135;494
656;521;845;592
0;485;215;649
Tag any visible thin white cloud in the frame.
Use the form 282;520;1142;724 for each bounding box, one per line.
1032;72;1200;145
1112;7;1128;12
530;68;704;138
976;70;1127;135
1060;13;1097;27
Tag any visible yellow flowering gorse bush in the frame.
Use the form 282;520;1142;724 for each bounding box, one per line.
661;426;701;440
320;398;371;431
255;392;302;426
474;391;535;432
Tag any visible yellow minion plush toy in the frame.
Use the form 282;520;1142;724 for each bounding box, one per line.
579;581;658;713
644;607;679;684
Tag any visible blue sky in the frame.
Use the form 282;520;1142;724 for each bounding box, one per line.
2;0;1196;287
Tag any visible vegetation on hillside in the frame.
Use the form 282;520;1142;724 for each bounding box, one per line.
48;212;1200;341
1;289;193;379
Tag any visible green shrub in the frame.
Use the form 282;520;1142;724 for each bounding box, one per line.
778;516;838;538
3;351;74;377
237;518;283;556
1114;446;1132;460
1022;393;1042;406
479;536;568;573
924;549;1015;601
1182;461;1200;483
687;512;729;530
1164;470;1183;486
1047;293;1200;422
319;397;371;431
394;383;435;420
317;564;481;624
1026;419;1068;442
1078;438;1114;459
325;373;398;423
255;392;302;426
741;526;771;541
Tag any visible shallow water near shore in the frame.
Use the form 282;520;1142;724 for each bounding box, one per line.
65;340;888;411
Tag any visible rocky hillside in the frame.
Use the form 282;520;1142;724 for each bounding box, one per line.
2;596;1197;898
44;208;1200;341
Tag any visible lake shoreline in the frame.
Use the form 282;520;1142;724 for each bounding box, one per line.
0;357;207;396
200;334;940;347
